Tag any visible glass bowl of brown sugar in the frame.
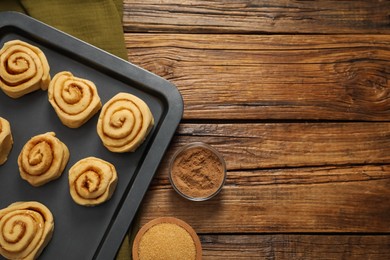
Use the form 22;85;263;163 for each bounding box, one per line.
169;142;226;201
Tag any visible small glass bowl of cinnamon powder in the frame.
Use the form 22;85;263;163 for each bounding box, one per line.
169;142;226;201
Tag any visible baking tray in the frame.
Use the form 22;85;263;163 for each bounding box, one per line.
0;12;183;259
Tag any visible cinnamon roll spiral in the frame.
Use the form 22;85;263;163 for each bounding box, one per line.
0;201;54;260
0;40;50;98
0;117;13;165
48;71;102;128
97;92;154;153
18;132;70;187
68;157;118;206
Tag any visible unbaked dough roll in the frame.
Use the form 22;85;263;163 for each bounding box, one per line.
0;117;13;165
0;201;54;260
0;40;50;98
48;71;102;128
68;157;118;206
97;92;154;152
18;132;69;187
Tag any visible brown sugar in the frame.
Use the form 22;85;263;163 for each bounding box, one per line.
170;143;226;200
133;217;202;260
138;223;196;260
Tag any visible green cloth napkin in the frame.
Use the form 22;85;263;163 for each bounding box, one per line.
0;1;131;259
0;0;128;60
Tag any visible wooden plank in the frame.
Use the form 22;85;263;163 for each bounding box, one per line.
200;234;390;259
123;0;390;34
135;123;390;233
125;34;390;121
162;123;390;170
138;165;390;233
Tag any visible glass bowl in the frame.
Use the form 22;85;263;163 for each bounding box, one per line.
168;142;226;201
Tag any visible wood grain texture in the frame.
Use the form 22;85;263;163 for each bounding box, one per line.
125;34;390;121
123;0;390;34
157;123;390;170
136;123;390;233
122;1;390;258
200;234;390;259
139;166;390;233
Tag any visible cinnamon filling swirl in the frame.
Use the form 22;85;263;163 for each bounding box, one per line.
0;40;50;98
68;157;118;206
0;201;54;260
97;92;154;153
18;132;69;187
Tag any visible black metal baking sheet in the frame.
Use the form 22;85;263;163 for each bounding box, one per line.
0;12;183;260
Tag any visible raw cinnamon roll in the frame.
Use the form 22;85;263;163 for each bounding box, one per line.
0;201;54;260
0;117;13;165
68;157;118;206
48;71;102;128
97;92;154;153
0;40;50;98
18;132;69;187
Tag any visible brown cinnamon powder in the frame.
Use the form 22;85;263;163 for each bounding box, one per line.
170;145;225;199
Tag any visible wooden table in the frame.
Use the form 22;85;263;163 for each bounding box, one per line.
121;1;390;258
